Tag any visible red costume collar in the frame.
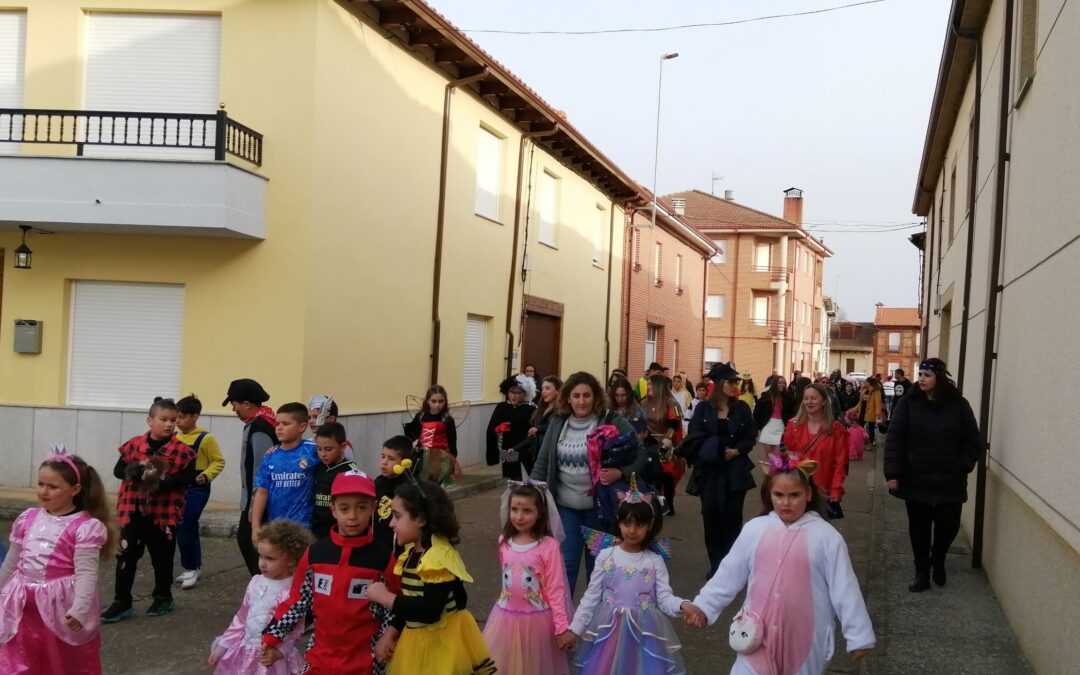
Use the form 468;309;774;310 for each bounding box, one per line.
330;525;374;548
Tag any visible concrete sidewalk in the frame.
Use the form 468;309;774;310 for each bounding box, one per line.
0;463;505;539
862;442;1032;675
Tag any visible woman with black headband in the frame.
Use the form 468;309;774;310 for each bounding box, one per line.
884;358;980;592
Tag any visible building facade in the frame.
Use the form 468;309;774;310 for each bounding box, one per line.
828;321;876;376
0;0;652;498
911;0;1080;670
618;198;716;383
666;188;832;384
871;306;920;378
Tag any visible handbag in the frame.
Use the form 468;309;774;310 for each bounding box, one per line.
728;531;799;654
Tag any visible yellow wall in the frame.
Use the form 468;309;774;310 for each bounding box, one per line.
0;0;626;412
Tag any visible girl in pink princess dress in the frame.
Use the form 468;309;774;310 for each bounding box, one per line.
0;448;118;675
209;520;313;674
482;481;573;675
845;409;869;461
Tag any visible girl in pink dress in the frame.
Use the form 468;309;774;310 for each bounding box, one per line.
209;519;314;674
482;480;572;675
0;448;118;675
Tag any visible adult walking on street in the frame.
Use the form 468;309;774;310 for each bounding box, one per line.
884;358;980;593
782;383;849;519
530;372;645;592
642;375;685;516
859;379;885;447
753;376;796;453
222;378;275;576
684;362;757;577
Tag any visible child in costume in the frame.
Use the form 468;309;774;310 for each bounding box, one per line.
845;408;868;461
684;451;875;674
366;479;495;675
262;470;399;674
562;475;693;674
311;422;359;539
404;385;461;486
482;481;571;675
0;447;117;674
586;424;655;526
374;436;413;549
102;397;196;622
174;394;227;590
209;520;313;674
486;375;538;480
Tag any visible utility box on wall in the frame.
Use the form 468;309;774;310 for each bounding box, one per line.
14;320;42;354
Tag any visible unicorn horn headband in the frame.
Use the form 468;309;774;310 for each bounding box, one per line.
46;443;81;484
760;451;818;479
617;473;652;505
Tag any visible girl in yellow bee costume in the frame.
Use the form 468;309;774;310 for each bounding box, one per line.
366;479;495;675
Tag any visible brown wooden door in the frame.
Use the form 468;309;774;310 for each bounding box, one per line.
523;312;561;380
846;358;855;373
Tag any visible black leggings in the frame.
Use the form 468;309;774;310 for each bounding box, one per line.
657;471;676;512
865;420;877;444
702;490;747;578
905;500;963;571
113;512;176;605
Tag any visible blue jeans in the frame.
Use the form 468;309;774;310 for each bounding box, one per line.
176;484;211;570
557;503;603;594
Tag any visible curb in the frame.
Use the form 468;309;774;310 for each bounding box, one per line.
0;473;506;541
863;441;889;675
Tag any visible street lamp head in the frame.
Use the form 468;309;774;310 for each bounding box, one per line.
662;52;679;60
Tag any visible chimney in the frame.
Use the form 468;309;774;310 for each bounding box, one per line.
724;189;735;201
783;187;803;225
672;198;686;215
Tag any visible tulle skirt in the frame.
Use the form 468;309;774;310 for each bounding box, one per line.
0;588;100;675
214;641;304;675
482;605;570;675
574;606;685;675
389;610;495;675
759;418;785;446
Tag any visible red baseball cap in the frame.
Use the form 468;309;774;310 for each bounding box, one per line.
331;471;376;498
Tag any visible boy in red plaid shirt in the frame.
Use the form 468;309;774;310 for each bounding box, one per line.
100;397;196;623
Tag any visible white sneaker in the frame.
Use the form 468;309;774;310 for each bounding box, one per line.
175;570;195;585
180;569;201;590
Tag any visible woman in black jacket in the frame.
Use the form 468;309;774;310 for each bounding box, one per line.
684;362;758;577
884;358;979;592
752;376;797;452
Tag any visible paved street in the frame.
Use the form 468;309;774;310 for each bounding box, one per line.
0;441;1033;673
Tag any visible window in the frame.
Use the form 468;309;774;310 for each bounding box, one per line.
754;242;770;270
592;205;605;267
653;242;662;285
84;13;221;160
644;325;658;365
711;239;727;264
475;127;502;220
537;170;558;246
672;339;679;371
68;281;184;408
752;295;769;325
915;332;922;355
704;348;723;364
1015;0;1038;105
888;362;900;377
463;315;488;401
630;228;641;270
0;11;26;156
675;254;683;291
706;295;725;318
888;332;901;352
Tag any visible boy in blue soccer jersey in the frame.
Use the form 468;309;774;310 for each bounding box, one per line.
249;402;320;543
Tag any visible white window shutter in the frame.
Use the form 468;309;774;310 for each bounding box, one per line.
84;13;221;159
474;128;501;219
538;171;557;245
462;316;488;401
0;11;26;154
68;281;184;408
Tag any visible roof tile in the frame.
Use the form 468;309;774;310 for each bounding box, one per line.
873;307;921;327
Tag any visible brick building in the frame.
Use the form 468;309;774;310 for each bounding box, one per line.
828;321;876;376
871;305;921;379
619;196;717;381
664;188;832;385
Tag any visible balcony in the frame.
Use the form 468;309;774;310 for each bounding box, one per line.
750;318;786;338
751;264;788;282
0;108;267;239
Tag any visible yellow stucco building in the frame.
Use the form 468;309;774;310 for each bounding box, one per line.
0;0;651;493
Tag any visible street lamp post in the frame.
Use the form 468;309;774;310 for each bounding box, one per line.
652;52;679;228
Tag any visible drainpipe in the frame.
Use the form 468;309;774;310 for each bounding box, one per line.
953;21;982;391
700;255;708;367
505;123;559;379
922;216;934;358
603;201;619;377
972;0;1013;570
729;235;741;362
430;68;489;385
622;212;636;371
775;235;789;374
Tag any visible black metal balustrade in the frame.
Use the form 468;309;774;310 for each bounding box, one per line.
0;108;262;166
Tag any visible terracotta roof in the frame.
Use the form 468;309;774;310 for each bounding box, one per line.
873;307;921;328
663;189;832;256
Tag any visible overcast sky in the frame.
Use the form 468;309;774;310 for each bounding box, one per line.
433;0;950;321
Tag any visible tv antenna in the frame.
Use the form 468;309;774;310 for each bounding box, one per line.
711;173;724;195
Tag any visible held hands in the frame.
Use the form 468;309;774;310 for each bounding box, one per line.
366;582;394;608
723;448;739;461
374;627;399;662
63;614;83;631
259;646;283;667
555;631;578;651
598;468;622;486
681;601;707;628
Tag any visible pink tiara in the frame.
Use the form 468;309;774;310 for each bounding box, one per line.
45;443;81;484
760;451;818;479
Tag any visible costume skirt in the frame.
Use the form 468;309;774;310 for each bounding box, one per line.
574;606;685;675
482;605;570;675
0;588;101;675
214;641;304;675
759;418;785;446
389;610;495;675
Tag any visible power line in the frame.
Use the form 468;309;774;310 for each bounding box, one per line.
808;224;923;233
460;0;888;35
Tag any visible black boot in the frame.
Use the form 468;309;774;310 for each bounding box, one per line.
932;561;947;587
908;569;931;593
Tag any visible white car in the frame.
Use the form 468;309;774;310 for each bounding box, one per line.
846;372;867;386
